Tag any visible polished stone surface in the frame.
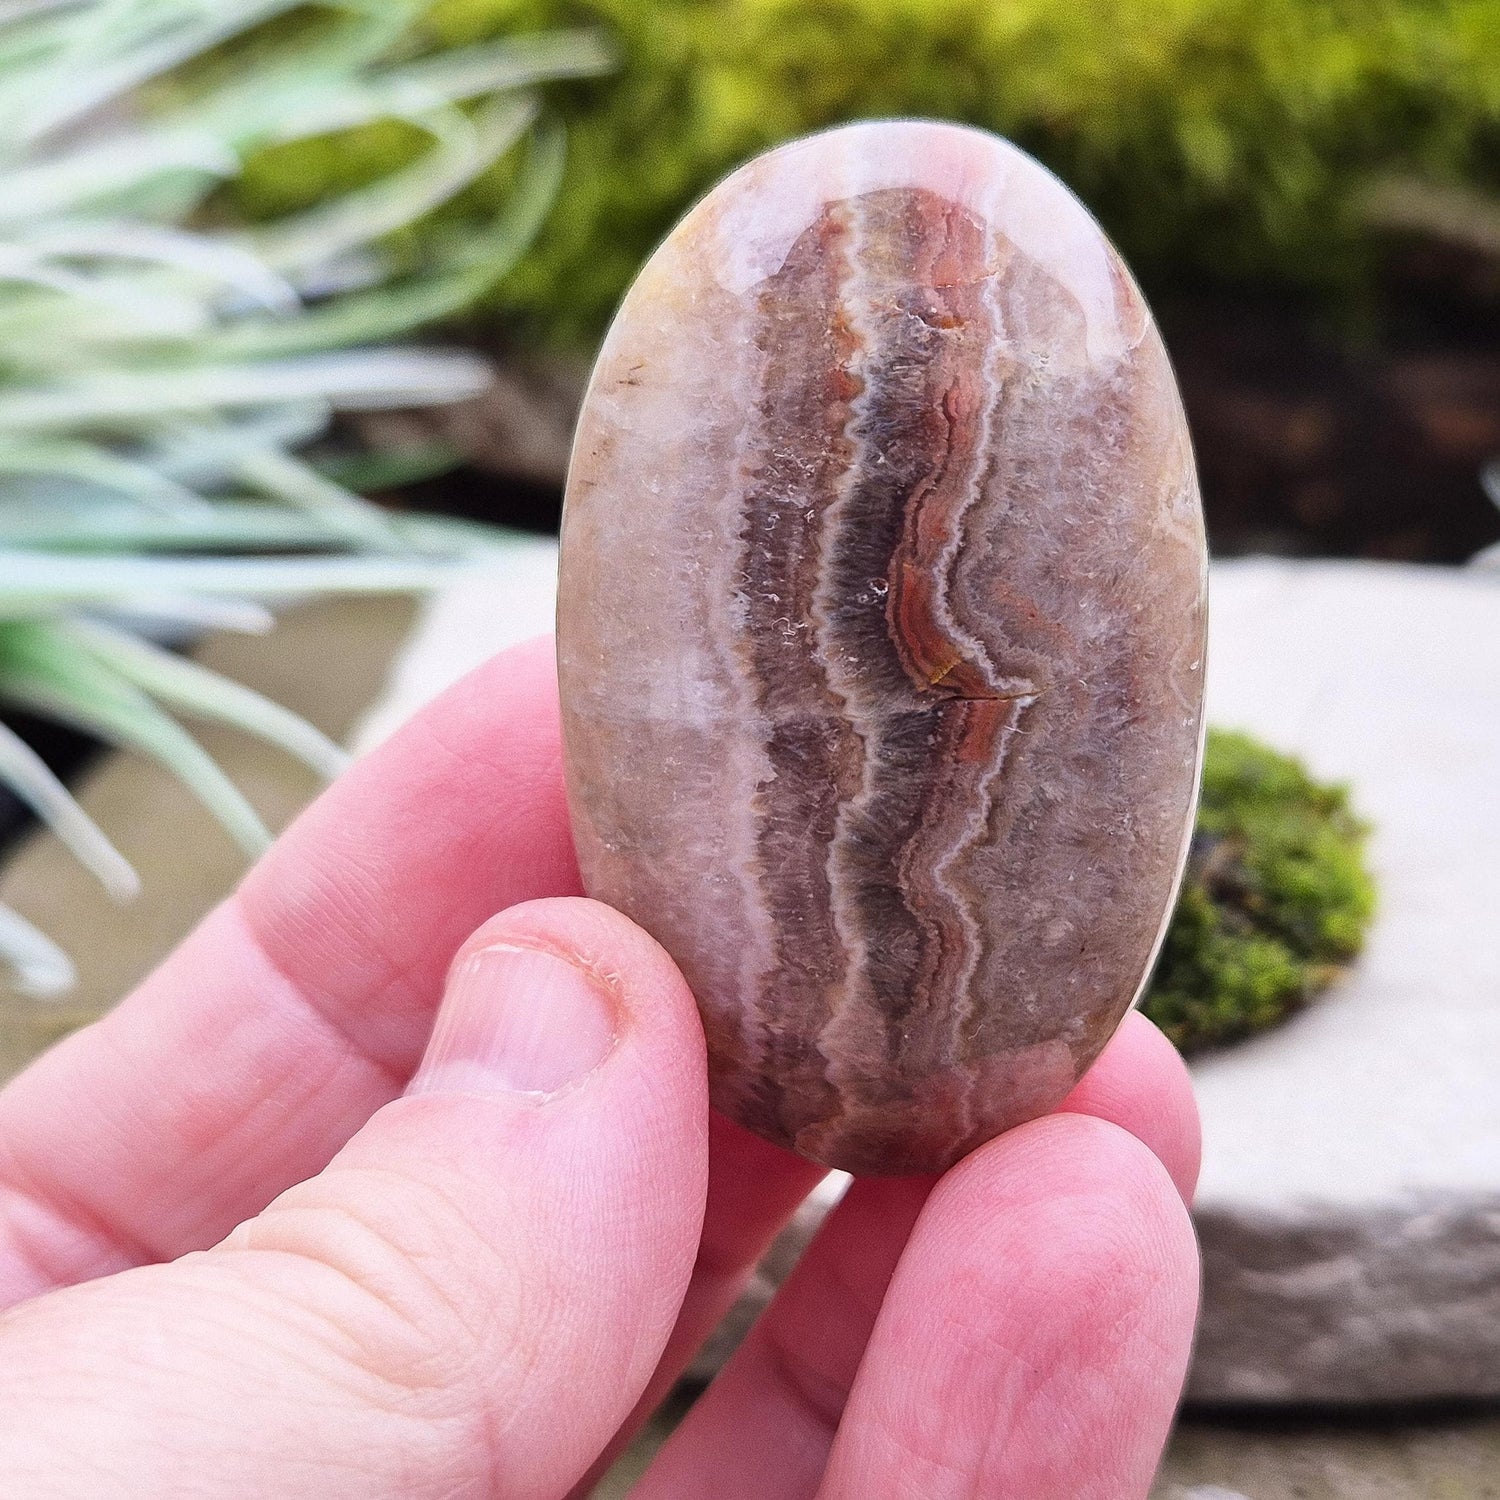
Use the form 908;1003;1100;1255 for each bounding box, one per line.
557;121;1207;1175
366;552;1500;1395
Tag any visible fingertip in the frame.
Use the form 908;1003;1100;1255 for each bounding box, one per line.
433;897;712;1198
812;1111;1199;1500
922;1113;1202;1366
938;1110;1194;1254
450;896;708;1063
1055;1010;1202;1202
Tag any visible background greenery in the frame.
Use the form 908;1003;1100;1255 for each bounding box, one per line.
3;1;1386;1047
236;0;1500;347
1142;730;1375;1054
0;0;603;992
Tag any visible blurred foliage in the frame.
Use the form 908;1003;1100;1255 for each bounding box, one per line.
1141;729;1376;1054
0;0;603;996
235;0;1500;346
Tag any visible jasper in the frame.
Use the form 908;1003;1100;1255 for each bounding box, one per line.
556;121;1207;1176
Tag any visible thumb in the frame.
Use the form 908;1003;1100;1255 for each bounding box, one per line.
0;898;710;1500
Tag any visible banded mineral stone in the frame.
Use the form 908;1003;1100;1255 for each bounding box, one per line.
557;120;1207;1176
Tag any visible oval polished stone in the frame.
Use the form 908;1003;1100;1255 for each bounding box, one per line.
557;120;1207;1176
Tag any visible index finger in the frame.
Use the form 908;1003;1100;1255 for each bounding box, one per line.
0;634;579;1306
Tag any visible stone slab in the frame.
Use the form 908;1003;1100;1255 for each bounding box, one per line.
1153;1410;1500;1499
1189;559;1500;1403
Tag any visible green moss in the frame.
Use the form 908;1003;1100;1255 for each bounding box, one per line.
1141;728;1376;1054
235;0;1500;347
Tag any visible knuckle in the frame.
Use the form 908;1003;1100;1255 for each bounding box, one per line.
223;1165;526;1418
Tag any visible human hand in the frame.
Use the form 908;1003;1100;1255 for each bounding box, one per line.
0;637;1200;1499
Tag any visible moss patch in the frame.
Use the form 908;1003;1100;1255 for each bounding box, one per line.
234;0;1500;347
1141;728;1376;1055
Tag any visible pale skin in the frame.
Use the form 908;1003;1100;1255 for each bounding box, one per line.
0;636;1201;1498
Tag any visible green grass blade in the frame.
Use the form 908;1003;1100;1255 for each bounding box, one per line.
0;903;75;998
101;594;274;636
0;349;492;429
0;128;237;222
0;619;271;854
201;261;495;358
165;3;426;150
0;550;466;613
252;95;536;276
109;583;261;630
315;440;456;493
0;716;139;898
207;119;566;357
233;445;403;551
145;405;329;487
62;618;348;779
217;29;607;150
17;220;300;313
0;493;512;555
0;0;84;22
365;31;614;116
0;496;337;551
0;248;91;297
18;0;308;147
0;437;209;513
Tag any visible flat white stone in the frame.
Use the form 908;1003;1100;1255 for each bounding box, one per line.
350;533;560;755
1188;557;1500;1403
355;551;1500;1402
1197;560;1500;1206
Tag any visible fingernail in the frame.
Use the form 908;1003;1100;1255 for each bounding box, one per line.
408;944;619;1098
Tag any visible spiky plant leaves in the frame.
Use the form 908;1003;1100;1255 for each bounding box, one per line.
0;618;274;857
0;719;138;901
0;0;606;993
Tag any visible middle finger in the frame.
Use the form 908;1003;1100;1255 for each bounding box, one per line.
630;1010;1199;1499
